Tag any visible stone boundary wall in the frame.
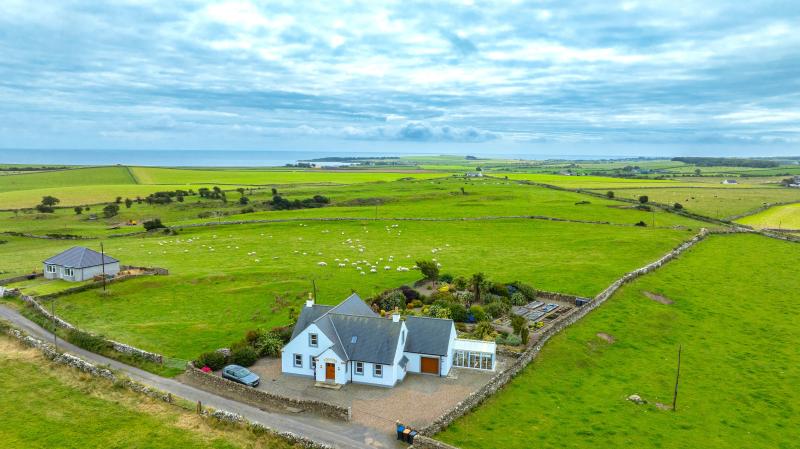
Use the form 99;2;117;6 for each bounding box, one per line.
0;272;42;286
535;289;591;304
170;215;647;230
411;435;461;449
0;231;95;240
415;228;711;440
19;294;164;363
184;362;352;422
36;266;168;300
0;323;333;449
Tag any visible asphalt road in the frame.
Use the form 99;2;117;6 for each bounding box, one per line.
0;304;400;449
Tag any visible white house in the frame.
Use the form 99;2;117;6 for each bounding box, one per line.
721;179;738;185
281;294;496;388
43;246;120;282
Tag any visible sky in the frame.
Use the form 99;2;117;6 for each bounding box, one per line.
1;0;799;157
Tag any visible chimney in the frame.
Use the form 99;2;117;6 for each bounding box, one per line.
305;292;314;308
392;307;401;323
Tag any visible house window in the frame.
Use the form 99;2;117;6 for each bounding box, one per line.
46;265;56;273
293;353;303;368
453;350;493;371
373;364;383;377
64;267;74;277
309;333;318;347
310;356;316;369
355;361;364;375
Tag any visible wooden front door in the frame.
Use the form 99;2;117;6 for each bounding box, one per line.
421;356;440;375
325;363;335;381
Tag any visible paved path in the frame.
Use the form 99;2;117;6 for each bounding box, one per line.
0;304;400;449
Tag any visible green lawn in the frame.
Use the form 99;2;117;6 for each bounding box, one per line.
3;219;693;360
0;336;296;449
438;234;800;449
737;202;800;229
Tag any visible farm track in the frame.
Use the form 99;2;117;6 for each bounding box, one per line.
0;305;396;449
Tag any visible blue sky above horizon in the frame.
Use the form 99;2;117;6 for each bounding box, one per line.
1;0;799;156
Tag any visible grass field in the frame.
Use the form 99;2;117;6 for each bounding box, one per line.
0;219;693;360
437;234;800;449
0;336;296;449
130;166;444;185
737;202;800;229
593;187;800;219
0;167;135;193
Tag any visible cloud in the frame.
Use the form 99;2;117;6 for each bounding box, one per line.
0;0;798;152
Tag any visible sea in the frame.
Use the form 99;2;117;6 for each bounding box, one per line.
0;149;633;167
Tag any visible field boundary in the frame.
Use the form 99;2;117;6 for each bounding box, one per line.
726;200;800;222
417;228;711;443
0;322;334;449
18;294;165;364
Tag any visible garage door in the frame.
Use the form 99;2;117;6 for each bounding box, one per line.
420;356;440;375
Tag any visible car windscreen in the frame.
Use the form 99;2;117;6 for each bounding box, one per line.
232;368;251;378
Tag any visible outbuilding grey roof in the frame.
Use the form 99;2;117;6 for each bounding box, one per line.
403;316;454;356
43;246;118;268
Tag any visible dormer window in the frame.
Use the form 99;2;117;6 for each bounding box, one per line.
309;333;318;347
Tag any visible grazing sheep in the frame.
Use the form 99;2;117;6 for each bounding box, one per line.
318;262;327;266
370;268;377;273
384;266;391;270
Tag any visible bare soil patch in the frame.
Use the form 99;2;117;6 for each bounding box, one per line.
644;291;674;305
596;332;615;343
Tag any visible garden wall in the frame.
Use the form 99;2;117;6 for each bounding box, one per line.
415;228;710;441
19;294;164;364
36;266;169;300
535;289;591;305
0;272;42;286
184;362;351;422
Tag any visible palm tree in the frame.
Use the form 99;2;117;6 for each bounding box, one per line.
471;272;485;305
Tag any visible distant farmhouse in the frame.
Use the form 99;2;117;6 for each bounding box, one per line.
282;294;496;388
465;172;483;178
43;246;120;282
721;179;738;185
789;176;800;188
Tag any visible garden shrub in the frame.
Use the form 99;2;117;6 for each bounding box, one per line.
66;329;110;353
452;276;469;291
490;283;510;297
453;290;475;305
270;325;294;343
496;334;522;346
510;314;526;335
521;326;530;344
510;291;527;306
439;273;454;283
429;291;454;303
484;301;508;319
379;290;406;312
427;304;451;319
512;282;538;301
472;321;494;340
230;346;258;367
470;305;487;322
143;218;165;231
400;285;420;301
255;332;283;358
196;351;226;370
448;303;468;322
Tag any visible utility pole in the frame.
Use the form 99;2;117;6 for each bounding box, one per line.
100;242;107;292
672;345;682;411
312;279;317;302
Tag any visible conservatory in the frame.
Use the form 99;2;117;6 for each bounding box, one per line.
452;338;496;371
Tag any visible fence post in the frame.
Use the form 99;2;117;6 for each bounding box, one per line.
197;401;202;414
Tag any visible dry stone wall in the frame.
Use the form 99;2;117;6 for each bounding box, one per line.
416;228;710;440
184;362;351;422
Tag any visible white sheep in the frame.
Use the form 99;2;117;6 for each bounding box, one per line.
384;266;391;270
318;262;327;266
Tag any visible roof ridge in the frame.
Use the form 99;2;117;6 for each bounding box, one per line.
327;316;349;360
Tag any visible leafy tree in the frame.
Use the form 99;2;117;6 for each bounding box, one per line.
115;196;122;204
73;206;83;215
694;168;702;176
103;203;120;218
196;351;226;370
271;187;278;195
35;204;54;213
239;196;249;205
143;218;165;230
236;187;245;197
606;191;614;199
176;194;184;202
415;260;440;284
638;195;649;204
124;198;133;208
673;202;684;210
41;196;60;206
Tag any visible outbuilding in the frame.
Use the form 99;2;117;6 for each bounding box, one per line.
43;246;120;282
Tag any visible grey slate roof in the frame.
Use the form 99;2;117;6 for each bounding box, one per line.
328;314;401;365
43;246;118;268
291;293;453;365
404;316;454;356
